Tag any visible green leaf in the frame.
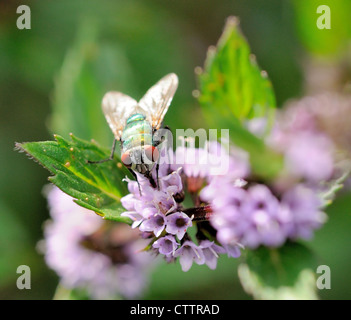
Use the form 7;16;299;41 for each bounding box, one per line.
198;16;276;128
238;243;319;300
197;17;283;180
16;134;130;223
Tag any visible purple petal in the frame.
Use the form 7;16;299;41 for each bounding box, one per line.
120;194;137;211
121;211;144;228
153;235;178;256
165;212;192;240
174;241;205;271
161;168;183;195
223;244;242;258
139;213;166;237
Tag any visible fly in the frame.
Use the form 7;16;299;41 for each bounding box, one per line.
87;73;178;192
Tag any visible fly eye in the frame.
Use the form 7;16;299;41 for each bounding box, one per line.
144;145;159;163
121;151;132;168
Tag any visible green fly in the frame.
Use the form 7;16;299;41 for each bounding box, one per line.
88;73;178;190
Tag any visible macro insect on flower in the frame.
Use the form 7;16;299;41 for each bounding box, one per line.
87;73;178;191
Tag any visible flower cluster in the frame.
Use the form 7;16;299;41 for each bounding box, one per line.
201;97;343;250
120;96;341;260
282;93;351;155
202;182;326;249
266;104;336;184
120;144;243;272
43;186;155;299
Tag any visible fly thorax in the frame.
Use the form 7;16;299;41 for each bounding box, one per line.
122;113;153;151
121;113;157;171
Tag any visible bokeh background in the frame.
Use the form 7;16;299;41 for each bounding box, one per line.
1;0;351;299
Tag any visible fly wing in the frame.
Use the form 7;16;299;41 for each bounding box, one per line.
102;92;144;140
138;73;178;130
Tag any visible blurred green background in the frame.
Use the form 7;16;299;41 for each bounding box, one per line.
1;0;351;299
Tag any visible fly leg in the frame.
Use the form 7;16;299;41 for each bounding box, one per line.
152;125;172;189
146;172;157;189
156;157;160;190
87;139;118;164
128;168;142;196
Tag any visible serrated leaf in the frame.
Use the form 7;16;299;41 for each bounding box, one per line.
238;243;319;300
16;134;130;223
197;17;283;181
198;16;276;128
